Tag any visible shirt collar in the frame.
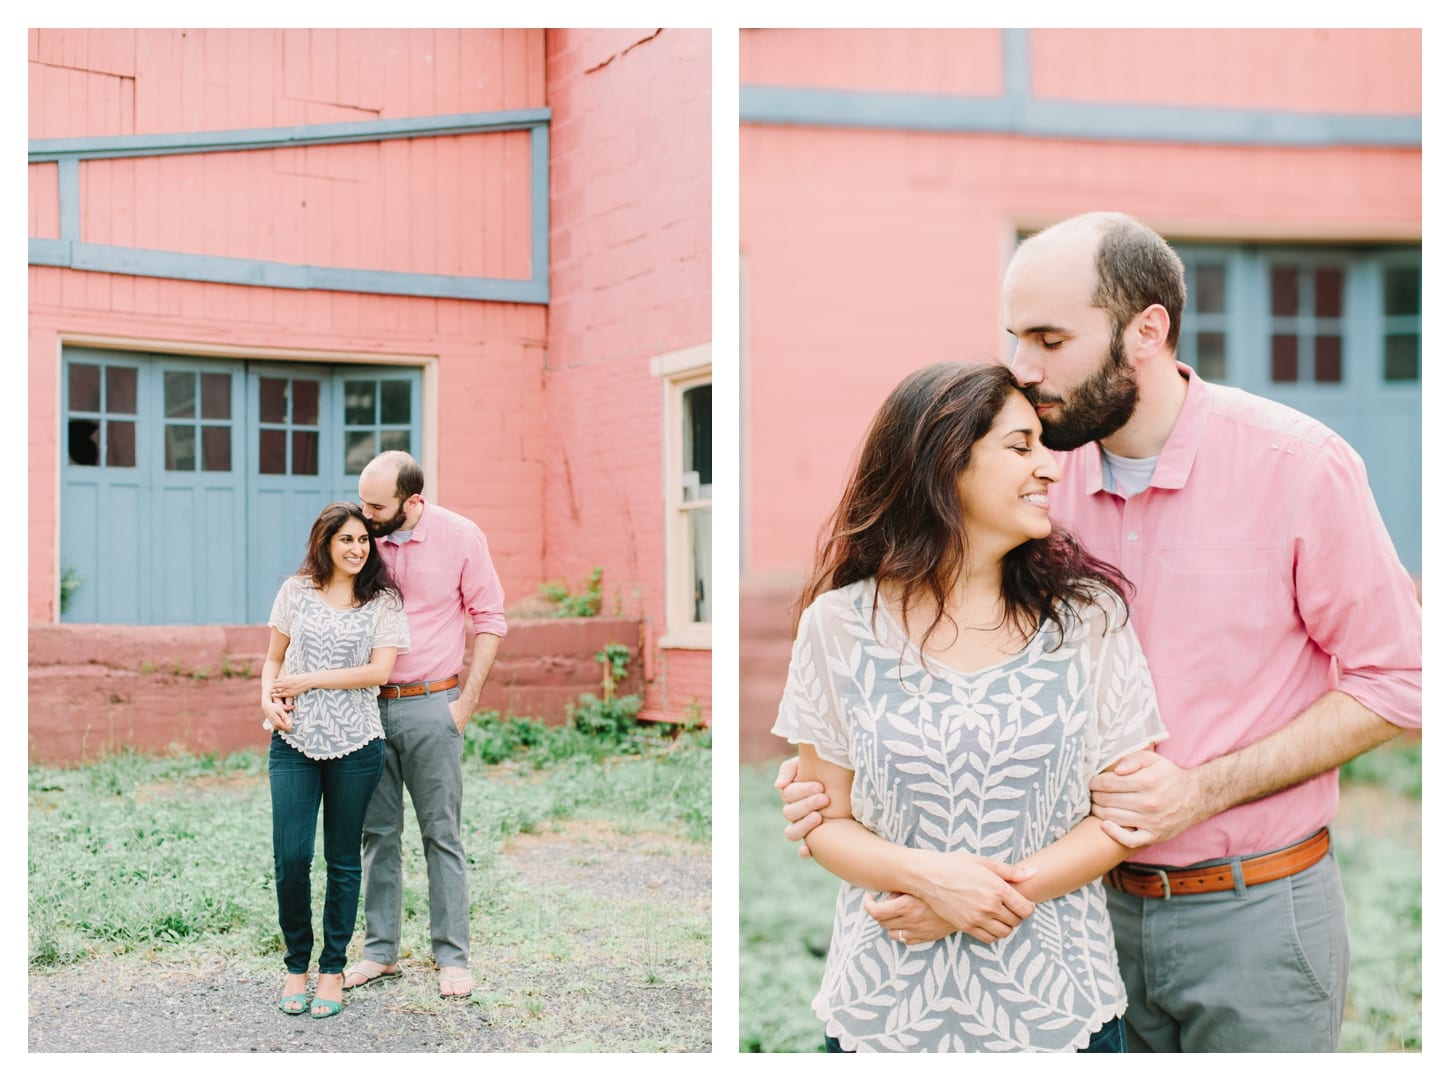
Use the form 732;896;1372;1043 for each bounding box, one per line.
1082;362;1206;495
382;499;429;545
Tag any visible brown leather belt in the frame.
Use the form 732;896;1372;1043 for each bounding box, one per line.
378;675;459;700
1104;827;1330;900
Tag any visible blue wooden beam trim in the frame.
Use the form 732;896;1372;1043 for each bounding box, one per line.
42;242;547;303
58;157;80;242
740;84;1016;133
530;121;550;301
1001;29;1031;104
29;237;71;265
29;108;552;162
739;84;1422;148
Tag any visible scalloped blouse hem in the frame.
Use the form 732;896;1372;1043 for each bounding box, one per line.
278;733;385;761
814;997;1125;1053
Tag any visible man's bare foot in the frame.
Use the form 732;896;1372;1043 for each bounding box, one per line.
342;959;401;989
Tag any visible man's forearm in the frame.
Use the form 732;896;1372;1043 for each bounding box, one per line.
459;632;502;713
1191;689;1400;817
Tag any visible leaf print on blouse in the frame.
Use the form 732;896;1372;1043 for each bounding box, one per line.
774;578;1167;1052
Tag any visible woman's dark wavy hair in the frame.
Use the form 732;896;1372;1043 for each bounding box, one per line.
796;362;1130;648
297;501;403;607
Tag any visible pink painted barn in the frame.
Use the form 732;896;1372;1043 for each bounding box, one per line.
28;28;711;763
739;28;1421;760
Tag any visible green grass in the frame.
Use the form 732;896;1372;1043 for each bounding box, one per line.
738;736;1421;1053
28;721;711;1050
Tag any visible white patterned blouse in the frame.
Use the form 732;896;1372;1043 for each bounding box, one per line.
772;577;1166;1052
267;575;411;760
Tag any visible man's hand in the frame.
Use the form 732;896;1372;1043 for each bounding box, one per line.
912;852;1037;944
864;892;958;946
449;698;473;734
775;756;829;857
1089;748;1205;848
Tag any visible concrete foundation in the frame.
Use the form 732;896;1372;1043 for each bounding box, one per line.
28;617;643;766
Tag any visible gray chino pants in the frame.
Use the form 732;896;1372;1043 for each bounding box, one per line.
1106;839;1349;1052
360;686;470;969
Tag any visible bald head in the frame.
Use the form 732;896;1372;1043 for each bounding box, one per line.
1013;212;1185;349
358;450;425;536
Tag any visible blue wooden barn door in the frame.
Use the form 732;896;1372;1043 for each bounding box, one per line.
1177;246;1421;575
61;350;423;625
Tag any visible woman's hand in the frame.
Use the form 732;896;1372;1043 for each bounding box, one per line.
864;892;958;946
270;672;316;699
913;851;1038;944
261;696;294;733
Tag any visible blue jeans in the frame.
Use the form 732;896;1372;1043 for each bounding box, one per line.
270;734;386;974
822;1016;1125;1052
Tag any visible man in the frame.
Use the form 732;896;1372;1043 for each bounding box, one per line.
776;211;1421;1051
341;450;507;999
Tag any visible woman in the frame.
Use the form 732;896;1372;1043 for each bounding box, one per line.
771;363;1166;1052
261;502;409;1019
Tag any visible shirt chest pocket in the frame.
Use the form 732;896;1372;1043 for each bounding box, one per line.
1145;557;1269;682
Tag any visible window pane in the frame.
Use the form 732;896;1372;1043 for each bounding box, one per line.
688;506;711;623
201;425;231;472
292;430;319;475
1271;335;1298;383
107;420;136;468
1384;333;1419;381
1313;336;1342;383
344;381;376;426
1384;267;1420;317
258;428;287;474
292;380;320;426
683;384;712;482
380;381;411;425
380;429;410;453
1195;264;1226;314
69;364;100;413
1195;332;1226;382
106;366;137;415
200;373;230;420
164;371;196;419
68;419;100;465
165;424;196;471
1313;268;1343;319
1270;266;1299;317
345;431;377;474
259;378;288;424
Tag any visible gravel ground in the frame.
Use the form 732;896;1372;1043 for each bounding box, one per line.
29;826;712;1053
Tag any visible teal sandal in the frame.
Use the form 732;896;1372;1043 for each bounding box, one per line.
278;992;310;1016
310;997;344;1019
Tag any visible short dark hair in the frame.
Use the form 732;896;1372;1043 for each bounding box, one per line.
1091;214;1186;350
394;456;424;502
798;362;1128;648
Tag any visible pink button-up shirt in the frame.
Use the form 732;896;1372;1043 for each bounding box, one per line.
376;501;507;685
1053;364;1421;866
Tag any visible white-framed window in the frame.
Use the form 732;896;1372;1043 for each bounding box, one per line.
651;344;712;648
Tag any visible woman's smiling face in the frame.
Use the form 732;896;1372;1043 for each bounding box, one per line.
955;390;1061;559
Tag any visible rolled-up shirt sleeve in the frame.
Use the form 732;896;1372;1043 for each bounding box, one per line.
462;527;508;638
1291;434;1421;729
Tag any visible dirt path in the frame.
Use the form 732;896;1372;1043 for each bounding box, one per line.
28;824;711;1053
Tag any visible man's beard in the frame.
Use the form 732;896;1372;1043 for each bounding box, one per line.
366;506;409;537
1025;333;1139;451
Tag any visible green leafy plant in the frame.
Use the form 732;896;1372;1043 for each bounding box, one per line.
59;565;84;615
538;566;604;617
568;643;644;751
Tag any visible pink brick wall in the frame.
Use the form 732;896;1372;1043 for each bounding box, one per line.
739;28;1420;758
543;29;712;721
27;29;551;622
28;617;642;766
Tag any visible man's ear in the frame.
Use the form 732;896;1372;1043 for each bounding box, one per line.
1127;303;1171;362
